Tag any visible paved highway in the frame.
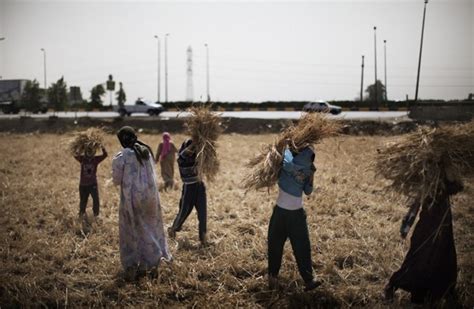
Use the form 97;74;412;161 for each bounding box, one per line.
0;111;410;121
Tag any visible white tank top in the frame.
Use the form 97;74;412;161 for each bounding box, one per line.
276;188;303;210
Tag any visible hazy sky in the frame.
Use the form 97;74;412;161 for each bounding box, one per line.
0;0;472;103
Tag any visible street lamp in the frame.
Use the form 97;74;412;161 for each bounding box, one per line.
164;33;169;103
0;38;5;80
40;48;47;89
415;0;429;103
373;26;378;109
384;40;388;101
154;35;161;103
205;43;210;102
360;55;365;103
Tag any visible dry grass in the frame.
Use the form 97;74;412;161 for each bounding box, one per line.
374;122;474;204
184;106;223;182
0;132;472;308
243;113;339;191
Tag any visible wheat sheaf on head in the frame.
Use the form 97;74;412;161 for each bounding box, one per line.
374;121;474;204
242;113;340;191
68;127;105;156
184;106;223;182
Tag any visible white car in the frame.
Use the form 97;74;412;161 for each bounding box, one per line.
303;101;342;115
114;99;164;116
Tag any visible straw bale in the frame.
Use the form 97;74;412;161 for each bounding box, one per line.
184;106;223;182
68;128;105;156
243;113;340;190
374;121;474;202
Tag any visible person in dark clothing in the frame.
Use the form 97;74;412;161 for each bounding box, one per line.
168;139;208;245
74;145;108;217
268;145;321;291
384;167;464;304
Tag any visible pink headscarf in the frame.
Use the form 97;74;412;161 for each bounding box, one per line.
160;132;171;160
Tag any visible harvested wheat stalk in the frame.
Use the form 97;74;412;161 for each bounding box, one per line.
374;121;474;203
184;106;222;182
69;128;105;156
243;113;340;191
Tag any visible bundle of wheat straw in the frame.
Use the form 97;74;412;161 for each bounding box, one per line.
374;121;474;203
243;113;340;191
69;128;105;156
184;106;222;182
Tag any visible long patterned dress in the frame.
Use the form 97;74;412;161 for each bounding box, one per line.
112;148;172;270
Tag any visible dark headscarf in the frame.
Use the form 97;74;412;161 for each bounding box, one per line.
117;126;154;165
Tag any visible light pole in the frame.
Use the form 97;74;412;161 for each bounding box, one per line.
40;48;47;89
360;55;365;103
165;33;169;103
415;0;429;103
373;26;378;109
154;35;161;103
0;38;5;80
205;43;210;102
384;40;388;101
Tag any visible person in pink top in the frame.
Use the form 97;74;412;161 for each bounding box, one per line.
74;145;107;217
155;132;178;191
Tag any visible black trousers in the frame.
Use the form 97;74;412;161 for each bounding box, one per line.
268;205;314;283
79;184;100;216
171;182;207;241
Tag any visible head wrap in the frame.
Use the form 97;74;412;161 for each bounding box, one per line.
160;132;172;160
117;126;154;165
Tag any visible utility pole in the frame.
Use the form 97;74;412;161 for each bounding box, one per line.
384;40;388;101
415;0;429;103
165;33;169;103
154;35;161;103
205;43;210;102
0;38;5;80
40;48;47;89
373;26;378;109
360;55;365;103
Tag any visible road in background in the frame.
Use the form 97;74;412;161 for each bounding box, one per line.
0;111;409;121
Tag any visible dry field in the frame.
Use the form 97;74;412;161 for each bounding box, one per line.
0;132;472;308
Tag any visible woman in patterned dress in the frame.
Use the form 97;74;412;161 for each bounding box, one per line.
112;126;172;280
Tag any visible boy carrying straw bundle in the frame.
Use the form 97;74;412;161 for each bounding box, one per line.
243;113;339;291
70;128;108;218
377;122;473;305
168;106;222;245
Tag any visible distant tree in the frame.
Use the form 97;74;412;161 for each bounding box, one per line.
116;82;126;108
22;79;42;113
90;84;106;108
48;77;69;113
365;80;386;104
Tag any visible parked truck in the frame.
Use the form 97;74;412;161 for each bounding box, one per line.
113;99;164;116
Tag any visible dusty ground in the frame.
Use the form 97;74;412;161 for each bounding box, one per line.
0;132;472;308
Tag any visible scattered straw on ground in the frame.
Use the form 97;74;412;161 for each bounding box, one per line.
0;133;472;308
374;121;474;203
184;106;223;182
243;113;340;191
